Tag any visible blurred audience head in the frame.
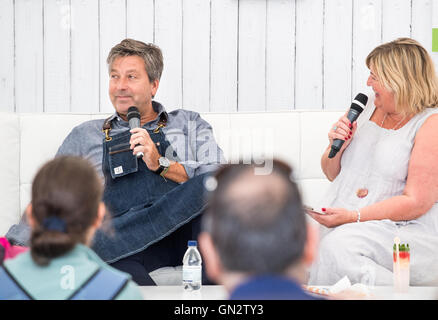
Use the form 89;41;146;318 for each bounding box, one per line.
199;159;318;291
26;156;105;266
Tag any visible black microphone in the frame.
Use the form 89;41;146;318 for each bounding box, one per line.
127;106;144;158
328;93;368;159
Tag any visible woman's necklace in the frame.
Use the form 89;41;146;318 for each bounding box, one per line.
380;113;407;130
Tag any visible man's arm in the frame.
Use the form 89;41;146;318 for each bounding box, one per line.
186;112;226;177
158;161;189;183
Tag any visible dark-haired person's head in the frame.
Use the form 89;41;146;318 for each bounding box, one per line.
107;38;163;119
25;156;106;266
199;159;318;293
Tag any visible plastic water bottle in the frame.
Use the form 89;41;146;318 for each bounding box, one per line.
182;240;202;291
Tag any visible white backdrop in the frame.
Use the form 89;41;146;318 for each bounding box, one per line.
0;0;437;114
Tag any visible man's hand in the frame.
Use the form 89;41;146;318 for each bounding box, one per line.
129;127;160;171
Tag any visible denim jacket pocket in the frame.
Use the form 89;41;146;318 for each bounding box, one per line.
108;142;138;179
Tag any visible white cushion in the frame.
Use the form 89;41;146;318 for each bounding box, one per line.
228;112;301;172
19;184;31;220
20;114;92;184
0;113;20;235
299;110;344;179
19;114;92;214
200;113;231;161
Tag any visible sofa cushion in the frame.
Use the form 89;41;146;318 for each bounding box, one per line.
0;113;20;236
299;110;344;179
19;114;92;214
228;112;301;172
199;113;230;162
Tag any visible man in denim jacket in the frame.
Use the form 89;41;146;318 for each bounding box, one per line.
7;39;225;285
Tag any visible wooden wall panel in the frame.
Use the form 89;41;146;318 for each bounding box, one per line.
266;0;295;111
0;0;14;112
182;0;211;113
324;0;353;109
154;0;183;111
44;0;70;113
15;0;44;112
295;0;324;109
2;0;436;114
382;0;411;42
352;0;382;98
127;0;154;43
70;0;99;113
210;0;238;112
238;0;266;111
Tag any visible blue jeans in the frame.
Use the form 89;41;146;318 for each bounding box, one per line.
109;213;214;285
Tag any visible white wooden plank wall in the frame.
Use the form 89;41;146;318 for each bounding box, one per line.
352;0;382;97
0;0;437;113
0;0;14;112
70;0;99;113
210;0;238;112
182;0;210;113
15;0;44;112
238;0;266;111
324;0;352;110
295;0;323;110
266;0;295;111
154;0;183;111
44;0;70;113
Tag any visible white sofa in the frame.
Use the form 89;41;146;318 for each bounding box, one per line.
0;110;346;236
0;110;344;283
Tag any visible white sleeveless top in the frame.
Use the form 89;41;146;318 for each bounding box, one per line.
322;98;438;233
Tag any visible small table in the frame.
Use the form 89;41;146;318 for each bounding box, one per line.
371;286;438;300
140;285;228;300
140;285;438;300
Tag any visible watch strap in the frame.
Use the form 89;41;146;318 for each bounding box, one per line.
154;166;164;175
160;166;169;177
154;157;170;175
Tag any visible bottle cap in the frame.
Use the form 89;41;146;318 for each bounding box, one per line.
188;240;197;247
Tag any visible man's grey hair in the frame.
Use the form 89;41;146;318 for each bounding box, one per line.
107;38;163;82
203;160;307;274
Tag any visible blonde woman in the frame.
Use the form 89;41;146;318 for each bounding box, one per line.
308;38;438;286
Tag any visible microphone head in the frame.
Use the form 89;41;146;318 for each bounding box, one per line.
351;93;368;113
127;106;140;121
354;93;368;105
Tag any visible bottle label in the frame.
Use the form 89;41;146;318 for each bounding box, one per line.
182;265;202;283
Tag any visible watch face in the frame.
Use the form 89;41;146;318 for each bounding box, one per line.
159;157;170;167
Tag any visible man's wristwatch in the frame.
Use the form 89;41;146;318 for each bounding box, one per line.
154;156;170;176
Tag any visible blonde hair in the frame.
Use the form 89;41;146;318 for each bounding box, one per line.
366;38;438;115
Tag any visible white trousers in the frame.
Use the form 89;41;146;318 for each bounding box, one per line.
308;219;438;286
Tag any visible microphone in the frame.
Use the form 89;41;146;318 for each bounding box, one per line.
328;93;368;159
127;106;144;158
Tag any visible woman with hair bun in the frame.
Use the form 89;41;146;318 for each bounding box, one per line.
0;156;142;300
